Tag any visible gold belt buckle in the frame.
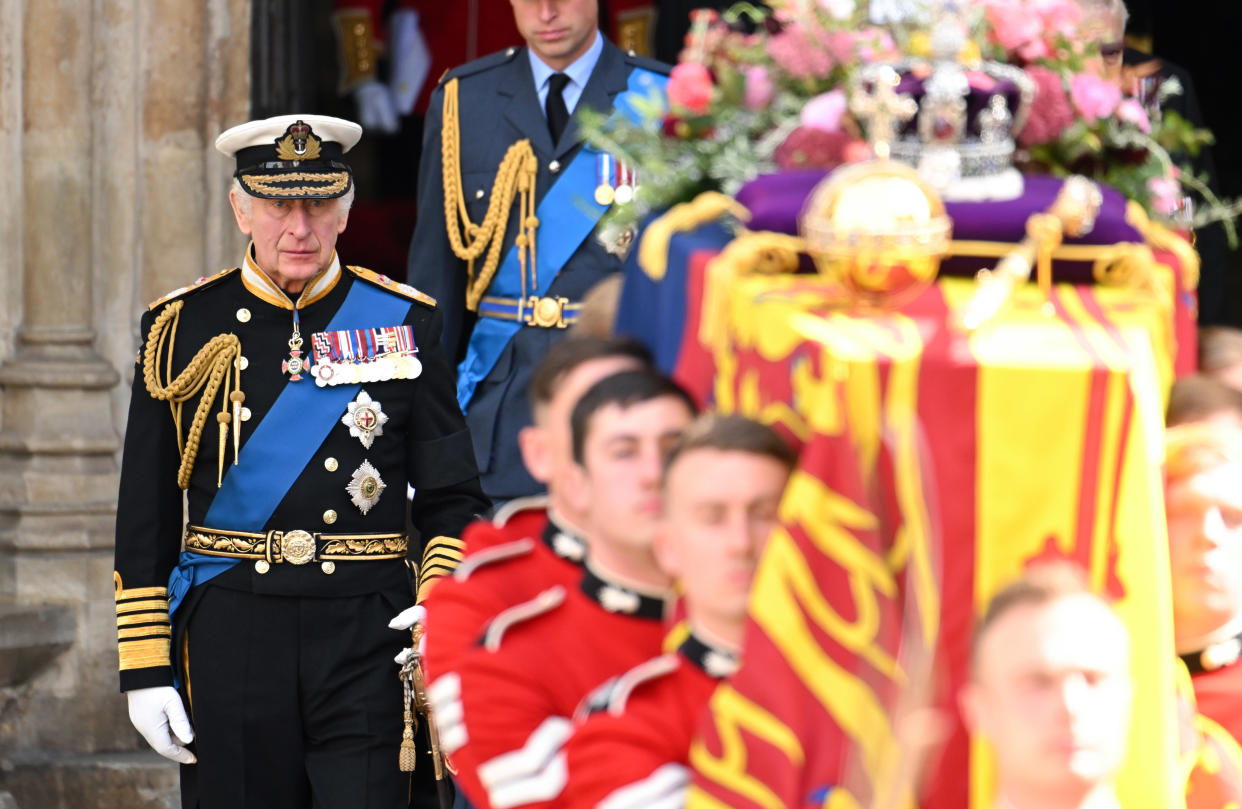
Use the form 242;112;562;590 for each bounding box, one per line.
523;296;570;329
279;530;316;565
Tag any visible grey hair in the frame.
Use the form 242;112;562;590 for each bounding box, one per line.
230;177;356;218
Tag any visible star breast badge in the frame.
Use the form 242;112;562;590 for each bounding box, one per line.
342;389;389;449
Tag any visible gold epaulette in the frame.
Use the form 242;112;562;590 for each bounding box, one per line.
331;8;379;93
347;265;437;308
147;267;239;310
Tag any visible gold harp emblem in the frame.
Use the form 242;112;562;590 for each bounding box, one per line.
274;120;322;161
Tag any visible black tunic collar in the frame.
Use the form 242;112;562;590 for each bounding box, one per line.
678;631;739;679
580;566;666;620
1180;629;1242;675
543;514;586;565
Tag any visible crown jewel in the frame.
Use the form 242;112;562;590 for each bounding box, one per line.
851;18;1035;201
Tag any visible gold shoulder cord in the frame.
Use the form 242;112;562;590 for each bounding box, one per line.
142;300;244;489
440;78;540;310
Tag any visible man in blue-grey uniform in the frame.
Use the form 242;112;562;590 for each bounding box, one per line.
406;0;669;504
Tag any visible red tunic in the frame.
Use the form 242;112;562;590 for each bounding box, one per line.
562;632;735;809
427;568;668;809
1191;658;1242;746
423;499;586;682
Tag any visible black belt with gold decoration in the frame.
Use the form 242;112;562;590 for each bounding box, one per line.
185;525;407;574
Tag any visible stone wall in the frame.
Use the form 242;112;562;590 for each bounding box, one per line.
0;1;249;805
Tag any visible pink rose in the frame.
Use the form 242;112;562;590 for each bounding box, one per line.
1017;66;1074;147
1069;73;1121;122
1116;98;1151;133
984;0;1044;56
666;63;714;115
1032;0;1082;37
801;89;847;132
743;66;775;111
1147;175;1182;217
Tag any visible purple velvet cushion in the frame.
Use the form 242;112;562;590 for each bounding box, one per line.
735;170;1144;283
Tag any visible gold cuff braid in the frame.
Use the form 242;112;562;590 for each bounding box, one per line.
417;536;465;602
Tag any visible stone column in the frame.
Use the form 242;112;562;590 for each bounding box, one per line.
0;0;248;805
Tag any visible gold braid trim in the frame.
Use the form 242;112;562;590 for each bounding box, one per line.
142;300;244;489
440;78;539;311
637;191;750;282
119;637;172;671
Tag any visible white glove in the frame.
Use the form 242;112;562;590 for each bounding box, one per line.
127;686;197;764
353;79;399;134
390;604;427;665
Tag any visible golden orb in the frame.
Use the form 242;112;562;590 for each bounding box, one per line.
800;160;952;309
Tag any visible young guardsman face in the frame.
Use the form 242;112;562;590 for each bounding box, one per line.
510;0;599;71
1166;459;1242;642
229;192;348;293
573;396;694;551
655;448;789;637
960;595;1132;802
520;356;645;495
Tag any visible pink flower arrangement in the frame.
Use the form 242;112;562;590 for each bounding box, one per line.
766;25;836;80
667;63;714;115
1069;73;1121;122
1017;66;1074;147
982;0;1082;63
774;126;853;169
1147;175;1182;217
801;89;847;132
1115;99;1151;133
743;66;775;111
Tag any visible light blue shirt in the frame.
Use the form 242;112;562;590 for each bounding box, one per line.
528;31;604;118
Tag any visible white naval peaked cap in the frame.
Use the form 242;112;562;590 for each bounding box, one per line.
215;114;363;157
216;114;363;200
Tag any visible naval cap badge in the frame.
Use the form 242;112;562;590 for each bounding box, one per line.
342;389;388;449
346;459;386;515
275;120;322;161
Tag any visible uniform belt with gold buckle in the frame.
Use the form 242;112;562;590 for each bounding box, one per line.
185;525;407;574
477;295;582;329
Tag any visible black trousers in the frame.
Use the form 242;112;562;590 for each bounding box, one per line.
176;584;415;809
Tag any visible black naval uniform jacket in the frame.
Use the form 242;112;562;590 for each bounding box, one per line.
114;252;488;692
406;37;669;502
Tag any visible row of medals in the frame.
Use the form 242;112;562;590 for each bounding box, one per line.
594;182;634;206
310;353;423;387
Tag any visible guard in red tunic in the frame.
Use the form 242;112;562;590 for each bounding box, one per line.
561;415;795;809
417;336;651;682
1165;423;1242;746
426;370;696;809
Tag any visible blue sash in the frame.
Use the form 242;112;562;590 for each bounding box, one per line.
168;279;413;618
455;67;669;411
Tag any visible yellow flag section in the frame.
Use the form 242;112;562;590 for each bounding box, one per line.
950;276;1178;809
689;280;940;809
687;268;1181;809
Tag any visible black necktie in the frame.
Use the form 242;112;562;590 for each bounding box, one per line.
546;73;571;144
